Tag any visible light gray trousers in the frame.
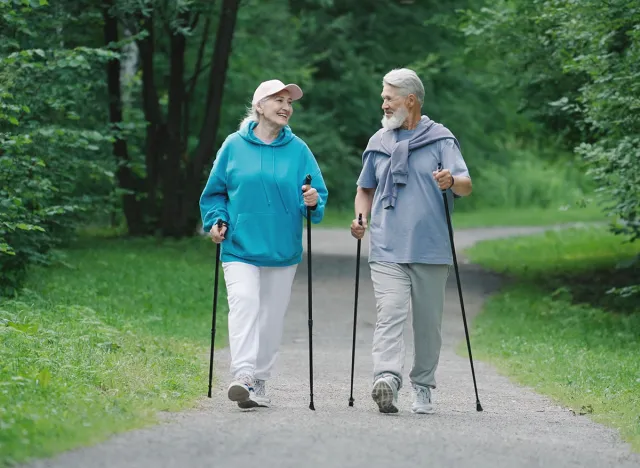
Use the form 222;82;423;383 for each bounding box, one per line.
370;261;450;390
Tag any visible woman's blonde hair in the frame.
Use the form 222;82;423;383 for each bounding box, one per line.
238;97;268;130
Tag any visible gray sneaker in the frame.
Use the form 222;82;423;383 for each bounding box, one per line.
253;379;271;407
411;383;435;414
227;374;260;409
371;375;399;414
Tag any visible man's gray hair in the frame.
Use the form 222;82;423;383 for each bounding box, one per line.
382;68;425;106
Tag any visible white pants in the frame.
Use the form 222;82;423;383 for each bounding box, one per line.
222;261;298;381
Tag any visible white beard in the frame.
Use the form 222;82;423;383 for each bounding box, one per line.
381;106;409;130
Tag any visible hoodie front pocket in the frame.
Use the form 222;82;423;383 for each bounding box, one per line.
230;212;296;261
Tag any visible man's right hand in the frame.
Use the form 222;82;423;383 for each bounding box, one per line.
210;223;227;243
350;216;367;240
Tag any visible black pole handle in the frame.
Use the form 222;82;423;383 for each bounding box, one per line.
436;163;445;192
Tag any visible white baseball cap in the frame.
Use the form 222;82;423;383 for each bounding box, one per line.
252;79;303;105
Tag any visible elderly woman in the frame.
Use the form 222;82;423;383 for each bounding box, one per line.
199;79;329;410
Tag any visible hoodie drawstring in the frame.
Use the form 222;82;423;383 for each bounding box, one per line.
272;147;289;213
259;146;270;206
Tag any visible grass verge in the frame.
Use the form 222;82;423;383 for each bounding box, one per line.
0;236;228;467
463;226;640;451
321;202;607;229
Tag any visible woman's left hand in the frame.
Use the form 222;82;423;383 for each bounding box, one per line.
302;184;318;207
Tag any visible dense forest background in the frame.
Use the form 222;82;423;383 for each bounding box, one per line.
2;0;638;293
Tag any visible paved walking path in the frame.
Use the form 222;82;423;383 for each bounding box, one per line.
26;226;640;468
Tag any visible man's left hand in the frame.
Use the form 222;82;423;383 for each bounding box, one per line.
302;184;318;207
432;169;454;191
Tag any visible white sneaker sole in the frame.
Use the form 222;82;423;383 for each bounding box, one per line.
371;380;398;414
412;405;435;414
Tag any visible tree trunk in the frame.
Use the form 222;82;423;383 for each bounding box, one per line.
137;13;166;231
110;0;240;238
159;11;189;237
180;0;241;234
103;1;147;235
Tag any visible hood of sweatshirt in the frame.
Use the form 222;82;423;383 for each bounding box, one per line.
238;120;296;147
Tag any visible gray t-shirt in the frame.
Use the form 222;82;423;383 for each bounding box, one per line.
357;128;470;265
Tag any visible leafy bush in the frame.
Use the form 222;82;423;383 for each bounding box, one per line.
454;138;594;212
0;2;116;295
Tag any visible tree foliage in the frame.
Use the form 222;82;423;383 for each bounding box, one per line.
101;0;241;237
4;0;626;293
462;0;640;242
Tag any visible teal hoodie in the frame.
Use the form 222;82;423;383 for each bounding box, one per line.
199;121;329;267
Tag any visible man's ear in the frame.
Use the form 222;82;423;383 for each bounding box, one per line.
407;94;417;109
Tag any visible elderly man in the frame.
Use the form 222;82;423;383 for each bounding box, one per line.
351;68;472;414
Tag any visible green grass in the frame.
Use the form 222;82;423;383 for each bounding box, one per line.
0;236;228;467
465;225;638;277
320;202;607;229
463;227;640;451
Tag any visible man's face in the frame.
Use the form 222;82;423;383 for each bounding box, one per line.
380;84;409;130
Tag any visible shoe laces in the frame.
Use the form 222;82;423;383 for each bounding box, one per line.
414;385;431;403
237;373;254;390
254;379;266;397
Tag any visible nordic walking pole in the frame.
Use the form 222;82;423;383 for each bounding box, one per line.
348;213;363;407
304;174;315;411
437;163;483;412
207;219;224;398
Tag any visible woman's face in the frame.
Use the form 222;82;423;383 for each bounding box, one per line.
259;90;293;127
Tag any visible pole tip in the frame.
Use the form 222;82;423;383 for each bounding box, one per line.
348;398;354;407
309;402;315;411
476;401;483;412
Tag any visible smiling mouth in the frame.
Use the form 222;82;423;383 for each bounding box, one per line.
277;112;288;119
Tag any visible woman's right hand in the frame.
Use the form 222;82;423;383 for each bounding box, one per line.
210;223;227;243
